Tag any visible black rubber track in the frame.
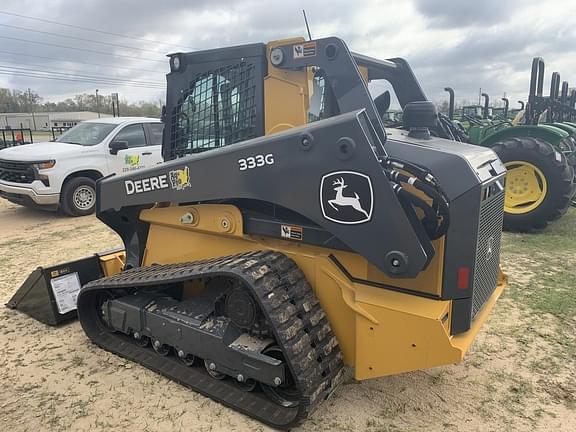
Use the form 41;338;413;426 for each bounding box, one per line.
77;250;345;429
490;137;575;232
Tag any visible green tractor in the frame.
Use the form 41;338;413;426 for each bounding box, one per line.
439;58;576;232
491;98;509;121
491;98;525;121
461;103;488;121
455;93;496;127
490;98;525;122
537;70;576;164
460;93;511;143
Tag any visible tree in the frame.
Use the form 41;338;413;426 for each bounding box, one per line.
0;88;12;112
0;88;162;118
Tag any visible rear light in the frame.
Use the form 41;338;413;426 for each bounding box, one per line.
457;267;470;290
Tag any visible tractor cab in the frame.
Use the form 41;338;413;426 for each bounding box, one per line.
462;105;486;119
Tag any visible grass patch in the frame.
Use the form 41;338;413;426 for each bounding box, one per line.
502;207;576;253
497;209;576;411
502;209;576;322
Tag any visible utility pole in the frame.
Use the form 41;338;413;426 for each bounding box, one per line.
111;93;119;117
95;89;100;118
28;88;37;130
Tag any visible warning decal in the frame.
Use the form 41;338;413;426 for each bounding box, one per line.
293;42;317;59
281;225;303;241
50;272;82;315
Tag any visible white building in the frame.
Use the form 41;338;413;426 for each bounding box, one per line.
0;111;112;131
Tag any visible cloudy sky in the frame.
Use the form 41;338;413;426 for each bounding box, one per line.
0;0;575;108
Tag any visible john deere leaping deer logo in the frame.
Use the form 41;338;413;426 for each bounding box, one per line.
328;177;370;218
169;166;191;191
320;171;373;224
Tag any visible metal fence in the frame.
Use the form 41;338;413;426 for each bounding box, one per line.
0;127;34;149
51;126;72;141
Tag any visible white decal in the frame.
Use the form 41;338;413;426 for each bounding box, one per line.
320;171;374;224
50;272;82;315
238;154;274;171
124;166;190;195
329;177;370;218
125;174;169;195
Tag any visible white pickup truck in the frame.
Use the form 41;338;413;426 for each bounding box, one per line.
0;117;164;216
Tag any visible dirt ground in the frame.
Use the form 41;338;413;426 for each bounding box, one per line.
0;198;575;432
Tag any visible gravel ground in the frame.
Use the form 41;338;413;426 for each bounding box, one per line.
0;198;574;431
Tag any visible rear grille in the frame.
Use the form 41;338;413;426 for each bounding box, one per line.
0;160;35;184
471;185;505;318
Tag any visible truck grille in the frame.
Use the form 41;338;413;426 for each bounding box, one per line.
0;160;35;184
471;185;505;318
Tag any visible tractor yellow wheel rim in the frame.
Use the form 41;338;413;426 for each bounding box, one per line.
504;161;547;214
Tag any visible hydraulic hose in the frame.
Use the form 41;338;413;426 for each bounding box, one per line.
384;166;450;240
392;184;442;239
393;171;450;238
385;157;440;187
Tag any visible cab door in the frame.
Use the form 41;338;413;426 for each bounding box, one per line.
107;123;149;175
143;122;165;167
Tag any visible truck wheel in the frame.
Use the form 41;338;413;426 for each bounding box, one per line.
60;177;97;217
491;137;574;232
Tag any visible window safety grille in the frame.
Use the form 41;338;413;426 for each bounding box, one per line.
169;62;257;159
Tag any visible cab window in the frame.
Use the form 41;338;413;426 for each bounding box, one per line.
114;124;146;147
148;123;164;146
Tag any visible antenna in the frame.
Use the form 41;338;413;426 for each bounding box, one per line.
302;9;312;40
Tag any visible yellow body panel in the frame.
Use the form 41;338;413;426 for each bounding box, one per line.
99;251;126;277
358;65;369;84
128;204;506;380
264;38;310;135
367;237;444;297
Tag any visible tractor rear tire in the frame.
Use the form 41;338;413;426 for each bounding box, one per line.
490;137;574;232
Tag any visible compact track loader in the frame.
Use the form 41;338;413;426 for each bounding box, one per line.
8;37;507;429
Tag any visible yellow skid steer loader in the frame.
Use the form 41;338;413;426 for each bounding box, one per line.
8;36;507;429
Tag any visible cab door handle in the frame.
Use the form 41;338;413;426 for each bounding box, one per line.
141;152;152;155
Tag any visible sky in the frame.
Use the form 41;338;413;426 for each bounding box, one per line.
0;0;575;108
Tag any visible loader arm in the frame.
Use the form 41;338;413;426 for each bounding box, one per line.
97;110;434;278
267;37;388;144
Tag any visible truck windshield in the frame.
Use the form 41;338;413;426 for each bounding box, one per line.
56;122;117;146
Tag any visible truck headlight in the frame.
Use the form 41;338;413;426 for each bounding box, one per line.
34;160;56;170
